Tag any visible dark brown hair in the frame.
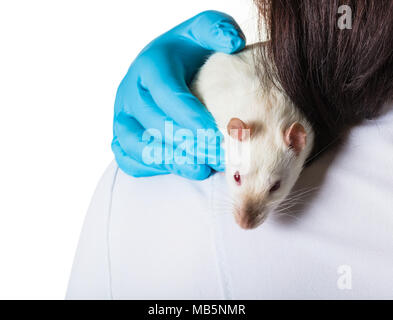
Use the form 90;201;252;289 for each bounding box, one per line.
254;0;393;160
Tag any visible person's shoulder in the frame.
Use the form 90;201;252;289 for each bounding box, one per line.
113;165;224;205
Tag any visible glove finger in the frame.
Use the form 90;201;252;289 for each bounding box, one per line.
117;72;212;139
127;79;187;137
141;62;216;132
180;10;246;54
135;81;225;168
114;113;213;180
112;138;169;177
115;111;193;167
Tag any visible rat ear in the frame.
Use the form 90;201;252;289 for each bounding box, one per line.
284;122;307;155
227;118;250;141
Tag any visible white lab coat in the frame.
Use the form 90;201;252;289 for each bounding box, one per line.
67;102;393;299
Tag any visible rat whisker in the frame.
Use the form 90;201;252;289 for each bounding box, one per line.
273;211;302;222
286;187;320;199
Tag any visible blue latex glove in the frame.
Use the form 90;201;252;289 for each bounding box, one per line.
112;10;245;180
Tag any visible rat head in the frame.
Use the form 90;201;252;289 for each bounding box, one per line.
225;117;311;229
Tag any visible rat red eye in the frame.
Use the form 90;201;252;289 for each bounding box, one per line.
234;171;241;185
269;180;281;193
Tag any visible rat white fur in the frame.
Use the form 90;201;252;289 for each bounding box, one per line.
191;45;314;229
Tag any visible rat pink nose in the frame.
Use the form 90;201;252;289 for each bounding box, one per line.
235;210;255;230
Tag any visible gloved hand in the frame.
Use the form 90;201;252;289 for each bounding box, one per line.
112;10;245;180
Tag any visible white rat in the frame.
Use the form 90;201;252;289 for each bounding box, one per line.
191;44;314;229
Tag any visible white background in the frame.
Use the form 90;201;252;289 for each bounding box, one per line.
0;0;257;299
